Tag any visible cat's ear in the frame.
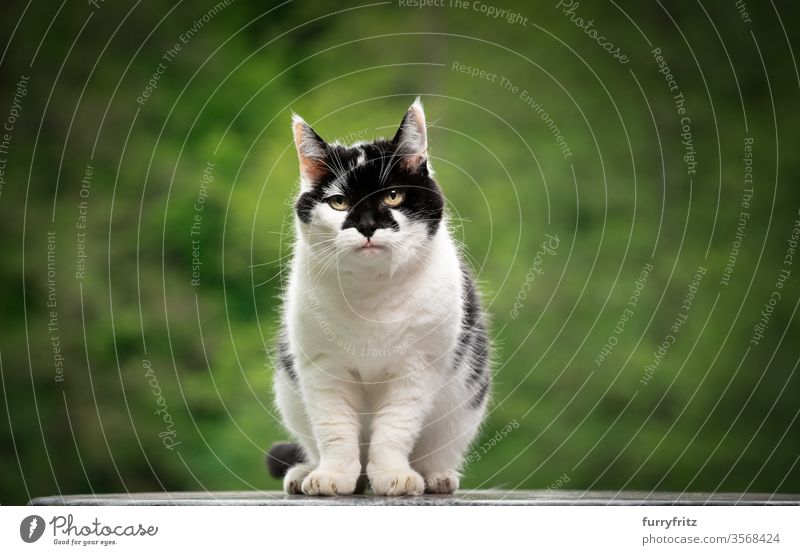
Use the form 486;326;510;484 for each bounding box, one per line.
392;97;428;171
292;114;328;185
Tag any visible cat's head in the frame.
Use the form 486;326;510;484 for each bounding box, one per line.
291;98;444;276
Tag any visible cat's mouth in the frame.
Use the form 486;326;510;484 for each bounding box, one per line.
358;239;385;253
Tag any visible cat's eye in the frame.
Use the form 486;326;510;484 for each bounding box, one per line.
327;195;349;211
383;189;405;208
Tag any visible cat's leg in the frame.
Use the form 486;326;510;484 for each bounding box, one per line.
410;383;487;494
298;366;363;496
366;359;441;496
273;370;319;493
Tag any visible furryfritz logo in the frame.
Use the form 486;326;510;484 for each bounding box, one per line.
20;515;45;543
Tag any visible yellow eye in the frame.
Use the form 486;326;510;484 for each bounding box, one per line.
327;195;349;211
383;189;405;208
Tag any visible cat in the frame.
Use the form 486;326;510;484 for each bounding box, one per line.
266;98;491;496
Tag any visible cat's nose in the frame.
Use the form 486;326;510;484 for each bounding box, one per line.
355;214;377;238
341;211;381;238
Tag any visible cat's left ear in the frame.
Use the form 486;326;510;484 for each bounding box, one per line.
292;114;329;186
392;97;428;171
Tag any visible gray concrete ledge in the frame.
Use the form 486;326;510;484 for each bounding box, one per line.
29;490;800;506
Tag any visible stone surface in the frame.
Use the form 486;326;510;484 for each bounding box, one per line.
29;489;800;506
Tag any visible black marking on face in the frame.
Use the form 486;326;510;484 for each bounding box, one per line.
295;186;325;224
294;138;444;237
341;196;400;239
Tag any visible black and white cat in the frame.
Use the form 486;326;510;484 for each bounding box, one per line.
267;99;490;496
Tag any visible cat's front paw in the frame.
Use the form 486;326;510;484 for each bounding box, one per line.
423;470;459;494
283;463;314;494
301;468;359;496
368;466;425;496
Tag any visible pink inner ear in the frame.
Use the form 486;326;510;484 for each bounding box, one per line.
293;120;327;180
401;153;426;171
300;157;327;181
399;103;427;169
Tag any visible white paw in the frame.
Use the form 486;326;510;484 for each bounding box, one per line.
301;468;359;496
283;464;314;495
368;466;425;496
423;470;459;494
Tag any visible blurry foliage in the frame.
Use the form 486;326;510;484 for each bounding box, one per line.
0;0;798;503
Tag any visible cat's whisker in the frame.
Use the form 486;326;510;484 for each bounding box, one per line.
250;252;296;268
307;250;341;271
307;245;342;269
308;238;340;249
253;271;286;288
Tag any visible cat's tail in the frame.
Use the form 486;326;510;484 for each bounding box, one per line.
265;441;306;478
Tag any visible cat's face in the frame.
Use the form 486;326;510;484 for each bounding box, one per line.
292;99;444;276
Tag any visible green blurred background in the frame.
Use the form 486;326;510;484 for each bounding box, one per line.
1;0;798;504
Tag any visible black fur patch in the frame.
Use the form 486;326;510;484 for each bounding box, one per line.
295;186;325;224
294;139;444;237
471;376;490;408
455;263;491;408
276;334;297;382
266;442;306;478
